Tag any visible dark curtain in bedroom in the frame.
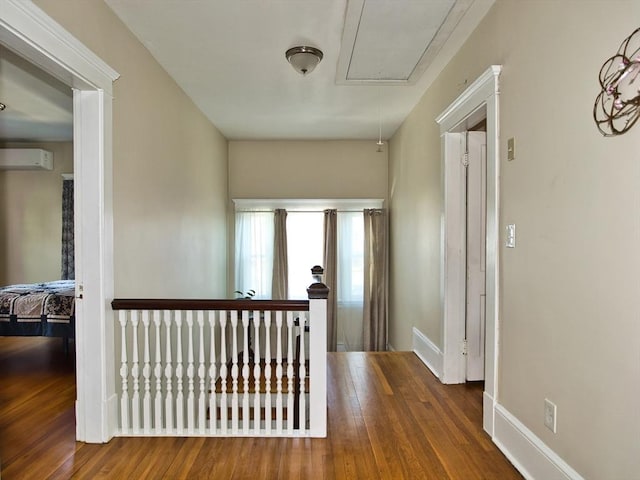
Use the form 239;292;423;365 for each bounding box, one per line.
61;179;75;280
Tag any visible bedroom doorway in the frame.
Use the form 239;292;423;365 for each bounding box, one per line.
1;1;119;442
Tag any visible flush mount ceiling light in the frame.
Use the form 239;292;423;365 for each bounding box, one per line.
285;46;323;75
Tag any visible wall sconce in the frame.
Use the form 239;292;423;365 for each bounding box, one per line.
594;27;640;136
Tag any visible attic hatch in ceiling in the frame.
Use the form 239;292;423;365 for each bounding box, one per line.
336;0;474;85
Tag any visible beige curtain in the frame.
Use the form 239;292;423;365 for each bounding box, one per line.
272;209;288;300
323;209;338;351
363;209;388;351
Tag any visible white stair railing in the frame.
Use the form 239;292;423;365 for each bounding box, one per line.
111;268;329;438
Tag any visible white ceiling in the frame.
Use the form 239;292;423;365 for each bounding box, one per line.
0;0;494;142
0;44;73;142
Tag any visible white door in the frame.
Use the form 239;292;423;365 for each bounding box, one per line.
465;131;487;381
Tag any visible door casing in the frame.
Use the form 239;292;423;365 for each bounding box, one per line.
436;65;501;436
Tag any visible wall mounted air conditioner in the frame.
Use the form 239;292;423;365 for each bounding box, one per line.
0;149;54;170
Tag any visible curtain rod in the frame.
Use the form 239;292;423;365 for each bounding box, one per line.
235;208;382;213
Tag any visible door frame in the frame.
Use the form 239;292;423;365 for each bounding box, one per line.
435;65;501;435
1;0;119;442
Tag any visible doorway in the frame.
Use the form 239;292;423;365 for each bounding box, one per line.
436;65;501;436
1;1;119;442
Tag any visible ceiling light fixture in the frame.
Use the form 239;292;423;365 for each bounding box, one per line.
286;46;323;76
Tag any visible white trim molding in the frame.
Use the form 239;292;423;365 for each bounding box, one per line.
233;198;385;211
435;65;501;436
0;0;119;91
493;404;585;480
412;327;443;379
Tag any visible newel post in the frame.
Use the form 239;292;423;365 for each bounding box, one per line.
307;265;329;437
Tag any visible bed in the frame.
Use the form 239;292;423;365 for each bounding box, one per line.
0;280;75;345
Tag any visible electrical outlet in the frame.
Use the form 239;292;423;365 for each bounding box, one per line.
544;399;557;433
506;224;516;248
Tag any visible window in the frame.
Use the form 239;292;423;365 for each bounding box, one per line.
233;199;382;351
337;212;364;303
286;212;323;299
234;211;273;299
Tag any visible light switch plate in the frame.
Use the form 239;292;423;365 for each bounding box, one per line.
507;137;515;161
506;224;516;248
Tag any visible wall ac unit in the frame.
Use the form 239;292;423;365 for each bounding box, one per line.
0;149;54;170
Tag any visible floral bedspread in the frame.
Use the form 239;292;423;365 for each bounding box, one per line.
0;280;75;337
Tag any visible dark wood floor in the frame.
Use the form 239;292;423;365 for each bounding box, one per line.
0;336;522;479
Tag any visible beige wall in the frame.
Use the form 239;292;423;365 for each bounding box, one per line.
389;1;640;478
0;142;73;285
229;140;388;199
34;0;229;298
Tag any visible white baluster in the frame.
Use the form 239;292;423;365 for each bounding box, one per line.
253;309;261;434
118;310;129;434
131;311;140;434
230;310;239;434
164;310;174;433
208;311;218;434
219;312;228;434
263;311;272;434
275;310;283;434
153;310;163;433
242;310;250;434
142;310;152;433
197;311;206;434
298;313;307;432
175;311;184;434
286;311;295;434
186;311;195;433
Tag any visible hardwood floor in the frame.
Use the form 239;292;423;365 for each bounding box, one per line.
0;337;522;479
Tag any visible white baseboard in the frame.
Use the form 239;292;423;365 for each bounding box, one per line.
106;393;119;442
483;391;495;436
493;404;584;480
412;327;443;379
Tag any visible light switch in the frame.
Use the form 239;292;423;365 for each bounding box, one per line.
507;137;515;161
506;224;516;248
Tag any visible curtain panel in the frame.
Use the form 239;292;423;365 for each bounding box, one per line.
363;208;388;351
235;211;274;298
272;209;289;300
61;179;74;280
323;209;338;352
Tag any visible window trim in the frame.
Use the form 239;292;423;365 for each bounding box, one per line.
233;198;384;212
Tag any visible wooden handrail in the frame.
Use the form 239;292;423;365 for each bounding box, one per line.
111;298;309;311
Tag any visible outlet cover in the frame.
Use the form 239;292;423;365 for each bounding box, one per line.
506;224;516;248
544;399;557;433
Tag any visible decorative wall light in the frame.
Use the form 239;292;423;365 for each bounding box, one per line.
594;27;640;136
285;46;323;75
